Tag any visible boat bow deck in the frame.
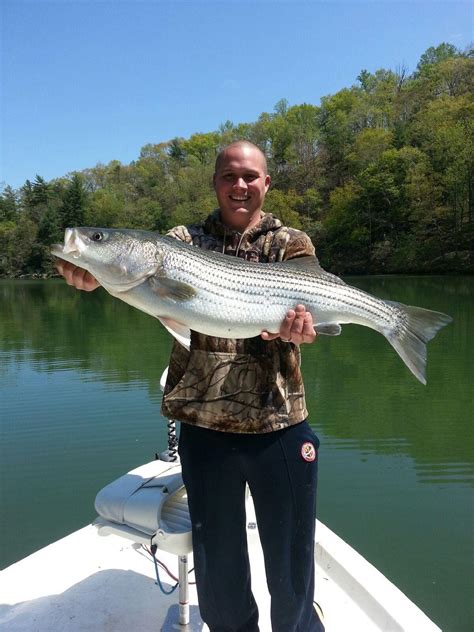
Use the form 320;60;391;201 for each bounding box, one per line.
0;515;441;631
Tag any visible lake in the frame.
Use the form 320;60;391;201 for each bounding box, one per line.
0;276;472;631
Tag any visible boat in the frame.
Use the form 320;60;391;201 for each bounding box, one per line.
0;456;442;631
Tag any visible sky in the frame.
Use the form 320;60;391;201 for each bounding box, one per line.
1;0;472;190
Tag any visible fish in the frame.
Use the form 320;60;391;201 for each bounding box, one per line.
51;227;452;384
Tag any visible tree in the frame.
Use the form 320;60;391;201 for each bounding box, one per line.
167;138;186;166
182;132;219;165
416;43;460;72
318;89;362;188
3;42;472;276
263;189;302;229
86;189;126;227
21;176;51;224
321;182;367;272
0;186;18;222
347;128;394;173
60;173;87;229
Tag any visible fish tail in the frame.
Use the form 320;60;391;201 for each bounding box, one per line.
385;302;452;385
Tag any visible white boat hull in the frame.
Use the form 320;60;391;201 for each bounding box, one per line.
0;462;441;632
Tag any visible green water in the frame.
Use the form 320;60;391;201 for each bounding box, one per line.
0;277;472;631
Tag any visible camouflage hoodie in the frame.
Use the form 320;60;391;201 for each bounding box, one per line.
161;209;316;433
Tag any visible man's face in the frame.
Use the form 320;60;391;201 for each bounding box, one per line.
213;145;271;231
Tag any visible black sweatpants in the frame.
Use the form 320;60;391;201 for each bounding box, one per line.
178;421;324;632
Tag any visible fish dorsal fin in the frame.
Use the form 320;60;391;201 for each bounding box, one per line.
283;256;323;273
149;275;196;301
283;256;347;285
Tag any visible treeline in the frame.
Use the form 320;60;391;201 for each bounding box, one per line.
1;43;472;276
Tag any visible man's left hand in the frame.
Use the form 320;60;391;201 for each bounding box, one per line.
261;304;317;345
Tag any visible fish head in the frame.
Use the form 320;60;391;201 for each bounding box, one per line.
52;227;162;290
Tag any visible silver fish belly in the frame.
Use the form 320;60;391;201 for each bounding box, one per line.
52;227;452;384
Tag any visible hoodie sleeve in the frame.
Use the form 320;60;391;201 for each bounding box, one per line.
283;229;317;261
267;227;317;263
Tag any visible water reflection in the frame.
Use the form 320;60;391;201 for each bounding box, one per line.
1;277;472;484
303;276;471;486
0;279;172;394
1;276;472;631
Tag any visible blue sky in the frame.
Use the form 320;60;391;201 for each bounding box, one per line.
1;0;472;189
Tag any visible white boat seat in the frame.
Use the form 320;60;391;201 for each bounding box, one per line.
94;459;192;556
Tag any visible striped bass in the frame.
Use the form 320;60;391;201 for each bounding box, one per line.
51;227;452;384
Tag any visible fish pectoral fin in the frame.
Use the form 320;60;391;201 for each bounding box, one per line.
314;323;342;336
149;276;196;302
158;317;191;349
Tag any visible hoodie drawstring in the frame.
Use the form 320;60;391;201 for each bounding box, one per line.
222;227;248;258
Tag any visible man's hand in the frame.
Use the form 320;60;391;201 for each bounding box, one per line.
261;304;317;345
55;259;100;291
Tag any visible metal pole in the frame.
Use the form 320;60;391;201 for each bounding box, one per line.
178;554;189;625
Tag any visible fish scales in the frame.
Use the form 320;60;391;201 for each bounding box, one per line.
51;228;452;384
163;243;397;329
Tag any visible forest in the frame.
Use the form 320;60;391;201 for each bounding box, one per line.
1;43;472;277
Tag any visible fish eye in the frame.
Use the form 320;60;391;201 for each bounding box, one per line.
91;231;105;242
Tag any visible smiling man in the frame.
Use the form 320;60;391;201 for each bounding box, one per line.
56;141;324;631
213;141;271;232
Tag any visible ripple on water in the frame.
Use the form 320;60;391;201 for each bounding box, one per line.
414;461;474;486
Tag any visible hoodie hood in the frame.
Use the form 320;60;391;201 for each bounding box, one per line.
203;209;283;241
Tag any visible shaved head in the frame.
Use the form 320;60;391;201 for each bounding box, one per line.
212;140;271;231
215;141;268;175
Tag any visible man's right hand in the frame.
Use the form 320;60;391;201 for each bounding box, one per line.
55;259;100;291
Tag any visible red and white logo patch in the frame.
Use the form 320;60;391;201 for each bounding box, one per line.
301;442;317;462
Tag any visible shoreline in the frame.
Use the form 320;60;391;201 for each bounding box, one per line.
1;270;472;280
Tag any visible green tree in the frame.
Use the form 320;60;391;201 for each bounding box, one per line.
416;43;460;72
3;42;472;277
322;182;367;272
86;189;126;226
182;132;219;166
0;186;18;222
0;221;16;274
60;173;87;229
22;176;51;224
348;128;394;173
318;89;362;188
263;189;302;229
7;217;39;275
167;138;187;168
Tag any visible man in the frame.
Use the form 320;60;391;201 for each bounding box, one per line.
56;141;324;632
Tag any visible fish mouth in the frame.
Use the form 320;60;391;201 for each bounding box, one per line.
50;244;81;260
51;228;83;259
64;227;83;257
51;243;65;257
